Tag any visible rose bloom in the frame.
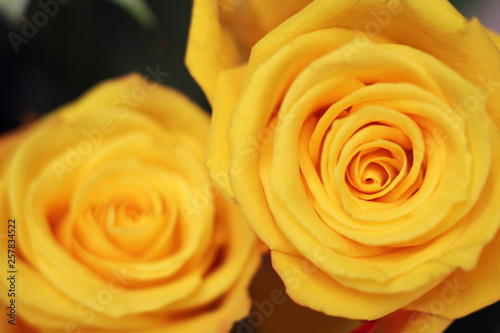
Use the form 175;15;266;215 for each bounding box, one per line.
0;74;261;333
186;0;500;331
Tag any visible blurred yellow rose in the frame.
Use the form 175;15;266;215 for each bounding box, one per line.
0;74;261;333
187;0;500;332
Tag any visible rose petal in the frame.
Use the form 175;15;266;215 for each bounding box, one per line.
375;309;453;333
271;251;444;320
186;0;313;102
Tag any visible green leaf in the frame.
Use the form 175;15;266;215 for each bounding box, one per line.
107;0;157;29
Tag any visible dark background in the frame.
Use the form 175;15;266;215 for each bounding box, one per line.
0;1;210;133
0;0;499;332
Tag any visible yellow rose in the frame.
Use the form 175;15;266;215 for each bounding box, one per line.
186;0;313;102
187;0;500;331
0;74;261;333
